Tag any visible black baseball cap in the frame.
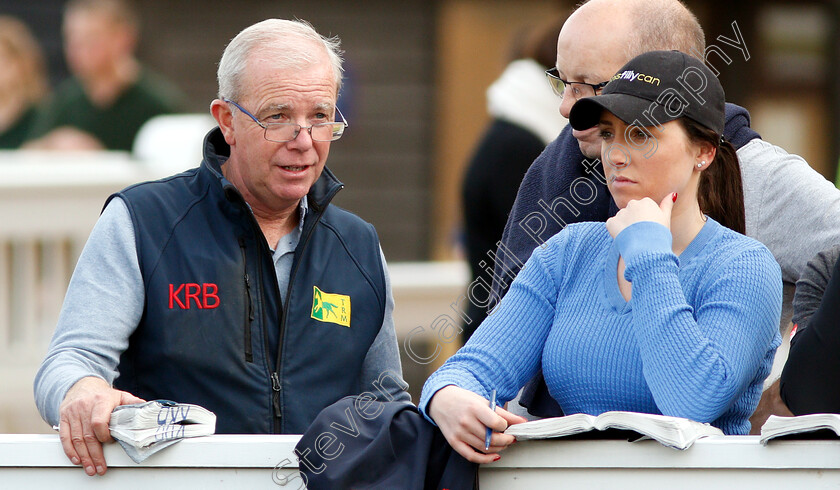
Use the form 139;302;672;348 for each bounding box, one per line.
569;50;725;136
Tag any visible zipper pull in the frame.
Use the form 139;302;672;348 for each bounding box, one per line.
271;372;282;418
244;273;254;321
239;237;255;363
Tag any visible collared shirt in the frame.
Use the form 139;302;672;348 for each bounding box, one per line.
271;195;307;304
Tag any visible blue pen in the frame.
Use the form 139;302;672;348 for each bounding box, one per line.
484;389;497;451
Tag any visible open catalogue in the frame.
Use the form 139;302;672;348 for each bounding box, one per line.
503;411;723;450
760;414;840;444
109;400;216;462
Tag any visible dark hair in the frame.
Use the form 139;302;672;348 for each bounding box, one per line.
520;15;567;68
680;118;745;234
505;14;567;68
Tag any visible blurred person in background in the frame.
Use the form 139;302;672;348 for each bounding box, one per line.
779;245;840;415
25;0;183;151
460;16;568;341
0;16;49;149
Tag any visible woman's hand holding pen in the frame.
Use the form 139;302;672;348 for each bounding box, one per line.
427;385;526;463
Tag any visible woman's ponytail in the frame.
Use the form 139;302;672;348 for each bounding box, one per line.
681;118;745;234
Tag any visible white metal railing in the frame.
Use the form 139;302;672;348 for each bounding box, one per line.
480;435;840;488
0;150;469;433
3;434;840;488
0;434;302;487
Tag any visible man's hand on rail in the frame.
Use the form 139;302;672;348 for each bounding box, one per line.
58;376;145;476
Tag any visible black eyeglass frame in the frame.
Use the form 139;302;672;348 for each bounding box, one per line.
544;68;610;99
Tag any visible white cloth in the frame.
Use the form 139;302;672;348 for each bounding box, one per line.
486;59;568;145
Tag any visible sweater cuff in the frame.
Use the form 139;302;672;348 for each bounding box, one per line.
614;221;673;266
417;382;454;426
419;369;489;425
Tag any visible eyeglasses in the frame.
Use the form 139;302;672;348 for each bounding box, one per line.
544;68;609;100
223;98;349;142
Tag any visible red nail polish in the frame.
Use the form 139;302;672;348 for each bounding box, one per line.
493;455;501;461
672;192;678;203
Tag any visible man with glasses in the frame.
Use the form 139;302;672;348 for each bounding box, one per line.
490;0;840;419
34;18;410;476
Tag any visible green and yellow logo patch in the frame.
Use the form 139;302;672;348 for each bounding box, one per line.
311;286;351;327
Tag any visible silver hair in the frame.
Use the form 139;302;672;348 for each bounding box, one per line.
217;18;344;102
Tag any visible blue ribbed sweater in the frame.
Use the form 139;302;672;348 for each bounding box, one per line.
420;219;782;435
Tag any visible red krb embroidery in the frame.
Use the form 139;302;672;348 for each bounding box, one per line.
169;283;219;309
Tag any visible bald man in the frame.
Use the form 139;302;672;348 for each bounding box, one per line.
487;0;840;418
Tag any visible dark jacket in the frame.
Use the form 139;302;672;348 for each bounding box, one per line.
112;128;387;434
492;103;761;417
461;119;547;340
296;396;477;490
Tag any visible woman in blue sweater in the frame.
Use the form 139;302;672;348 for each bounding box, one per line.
420;51;782;463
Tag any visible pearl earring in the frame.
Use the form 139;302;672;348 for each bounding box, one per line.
696;161;705;168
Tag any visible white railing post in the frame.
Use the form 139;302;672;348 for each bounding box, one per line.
0;243;9;353
10;239;37;349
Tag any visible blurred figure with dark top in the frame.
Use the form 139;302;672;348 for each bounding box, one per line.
460;17;568;341
0;16;48;149
25;0;183;151
780;245;840;414
749;245;840;433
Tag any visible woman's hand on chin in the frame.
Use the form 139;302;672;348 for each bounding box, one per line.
606;193;675;239
427;385;526;463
